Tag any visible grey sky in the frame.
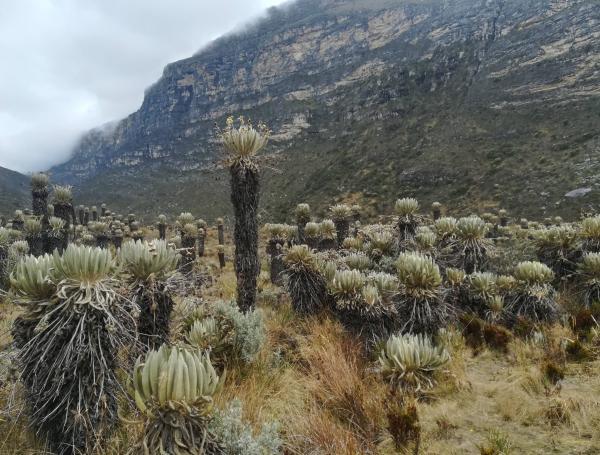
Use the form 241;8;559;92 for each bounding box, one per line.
0;0;286;173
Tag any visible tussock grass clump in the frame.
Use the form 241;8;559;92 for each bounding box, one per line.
479;429;514;455
290;317;386;452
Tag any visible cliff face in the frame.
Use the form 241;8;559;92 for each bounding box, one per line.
50;0;600;220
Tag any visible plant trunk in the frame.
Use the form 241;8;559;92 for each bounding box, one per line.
0;247;7;290
26;235;43;257
306;237;319;250
267;239;285;286
334;219;349;247
181;236;196;273
54;203;72;251
318;238;336;251
136;285;174;351
18;306;126;454
96;235;109;249
230;161;260;312
197;231;205;257
158;223;166;240
12;219;24;231
218;224;224;245
32;189;48;218
46;235;63;254
297;221;307;244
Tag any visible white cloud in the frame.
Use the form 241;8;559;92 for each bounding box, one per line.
0;0;286;173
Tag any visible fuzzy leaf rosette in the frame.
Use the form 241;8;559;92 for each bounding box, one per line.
132;345;224;454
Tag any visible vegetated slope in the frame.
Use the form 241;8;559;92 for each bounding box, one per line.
50;0;600;220
0;166;29;216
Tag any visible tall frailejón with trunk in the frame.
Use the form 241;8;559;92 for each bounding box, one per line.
219;116;269;312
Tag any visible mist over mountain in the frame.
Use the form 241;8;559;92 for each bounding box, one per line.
0;0;285;173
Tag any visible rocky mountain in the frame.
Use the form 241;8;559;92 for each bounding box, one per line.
0;166;29;216
50;0;600;221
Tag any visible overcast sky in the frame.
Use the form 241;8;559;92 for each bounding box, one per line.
0;0;286;173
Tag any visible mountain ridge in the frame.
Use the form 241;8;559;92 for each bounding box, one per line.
0;166;29;216
48;0;600;221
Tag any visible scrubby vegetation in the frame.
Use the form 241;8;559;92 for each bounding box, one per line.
1;123;600;454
